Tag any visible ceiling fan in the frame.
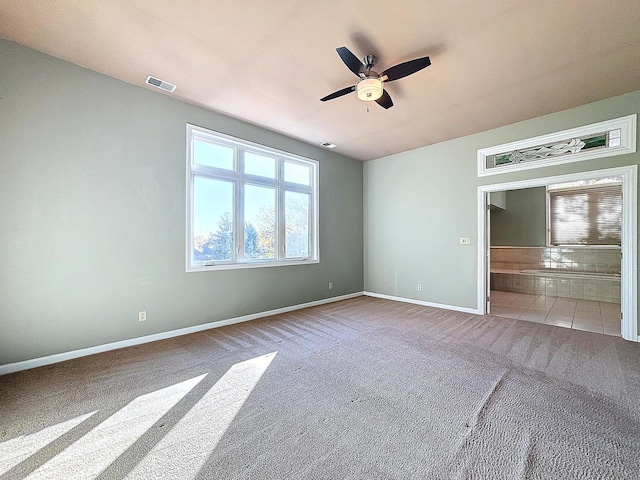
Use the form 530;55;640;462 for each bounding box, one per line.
320;46;431;109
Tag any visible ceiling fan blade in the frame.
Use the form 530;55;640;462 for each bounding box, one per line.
320;85;356;102
376;90;393;109
380;56;431;82
336;47;363;77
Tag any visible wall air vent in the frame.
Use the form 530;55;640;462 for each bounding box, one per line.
145;75;176;93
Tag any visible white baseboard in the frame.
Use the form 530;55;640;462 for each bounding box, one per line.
364;291;481;315
0;292;364;376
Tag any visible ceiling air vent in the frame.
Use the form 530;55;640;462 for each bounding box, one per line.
145;75;176;93
321;142;337;149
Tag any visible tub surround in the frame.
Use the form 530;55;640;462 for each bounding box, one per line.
490;246;621;303
491;246;621;273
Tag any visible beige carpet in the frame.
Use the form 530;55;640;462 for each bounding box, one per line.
1;296;639;479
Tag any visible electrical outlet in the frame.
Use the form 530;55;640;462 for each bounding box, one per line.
459;237;471;245
139;311;147;322
417;284;422;291
328;282;333;290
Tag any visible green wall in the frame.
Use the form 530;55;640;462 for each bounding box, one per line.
0;40;364;365
3;37;640;366
364;89;640;335
491;187;547;246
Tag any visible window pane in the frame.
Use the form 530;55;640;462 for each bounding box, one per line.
245;152;276;179
193;177;234;262
244;185;276;259
285;191;310;258
193;139;234;170
284;161;310;185
549;184;622;245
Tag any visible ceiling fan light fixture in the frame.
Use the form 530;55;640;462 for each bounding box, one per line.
357;78;383;102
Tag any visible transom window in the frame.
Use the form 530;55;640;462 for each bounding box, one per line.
477;115;636;176
186;124;318;271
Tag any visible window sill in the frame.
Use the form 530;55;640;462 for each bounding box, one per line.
187;258;319;273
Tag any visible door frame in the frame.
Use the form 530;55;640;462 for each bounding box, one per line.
477;165;638;342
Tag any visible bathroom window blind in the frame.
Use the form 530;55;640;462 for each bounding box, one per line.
549;184;622;245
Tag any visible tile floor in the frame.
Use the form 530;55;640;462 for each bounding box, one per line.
490;290;621;336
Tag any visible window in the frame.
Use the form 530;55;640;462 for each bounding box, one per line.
477;114;636;176
187;124;318;271
548;177;622;246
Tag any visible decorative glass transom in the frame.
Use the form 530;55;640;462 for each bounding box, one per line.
477;115;636;177
487;130;617;170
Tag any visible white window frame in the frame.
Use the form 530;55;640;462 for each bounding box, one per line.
186;124;319;272
477;115;636;177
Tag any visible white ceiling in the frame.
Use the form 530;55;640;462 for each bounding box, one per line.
2;0;640;161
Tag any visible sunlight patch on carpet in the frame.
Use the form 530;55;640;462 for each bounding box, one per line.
25;374;207;479
0;410;97;475
125;351;277;479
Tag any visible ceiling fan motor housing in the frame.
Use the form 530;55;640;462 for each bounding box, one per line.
363;54;378;70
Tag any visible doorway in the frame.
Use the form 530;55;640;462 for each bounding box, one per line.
477;165;638;342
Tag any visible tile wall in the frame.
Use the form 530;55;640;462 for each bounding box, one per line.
490;247;621;303
490;246;621;273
